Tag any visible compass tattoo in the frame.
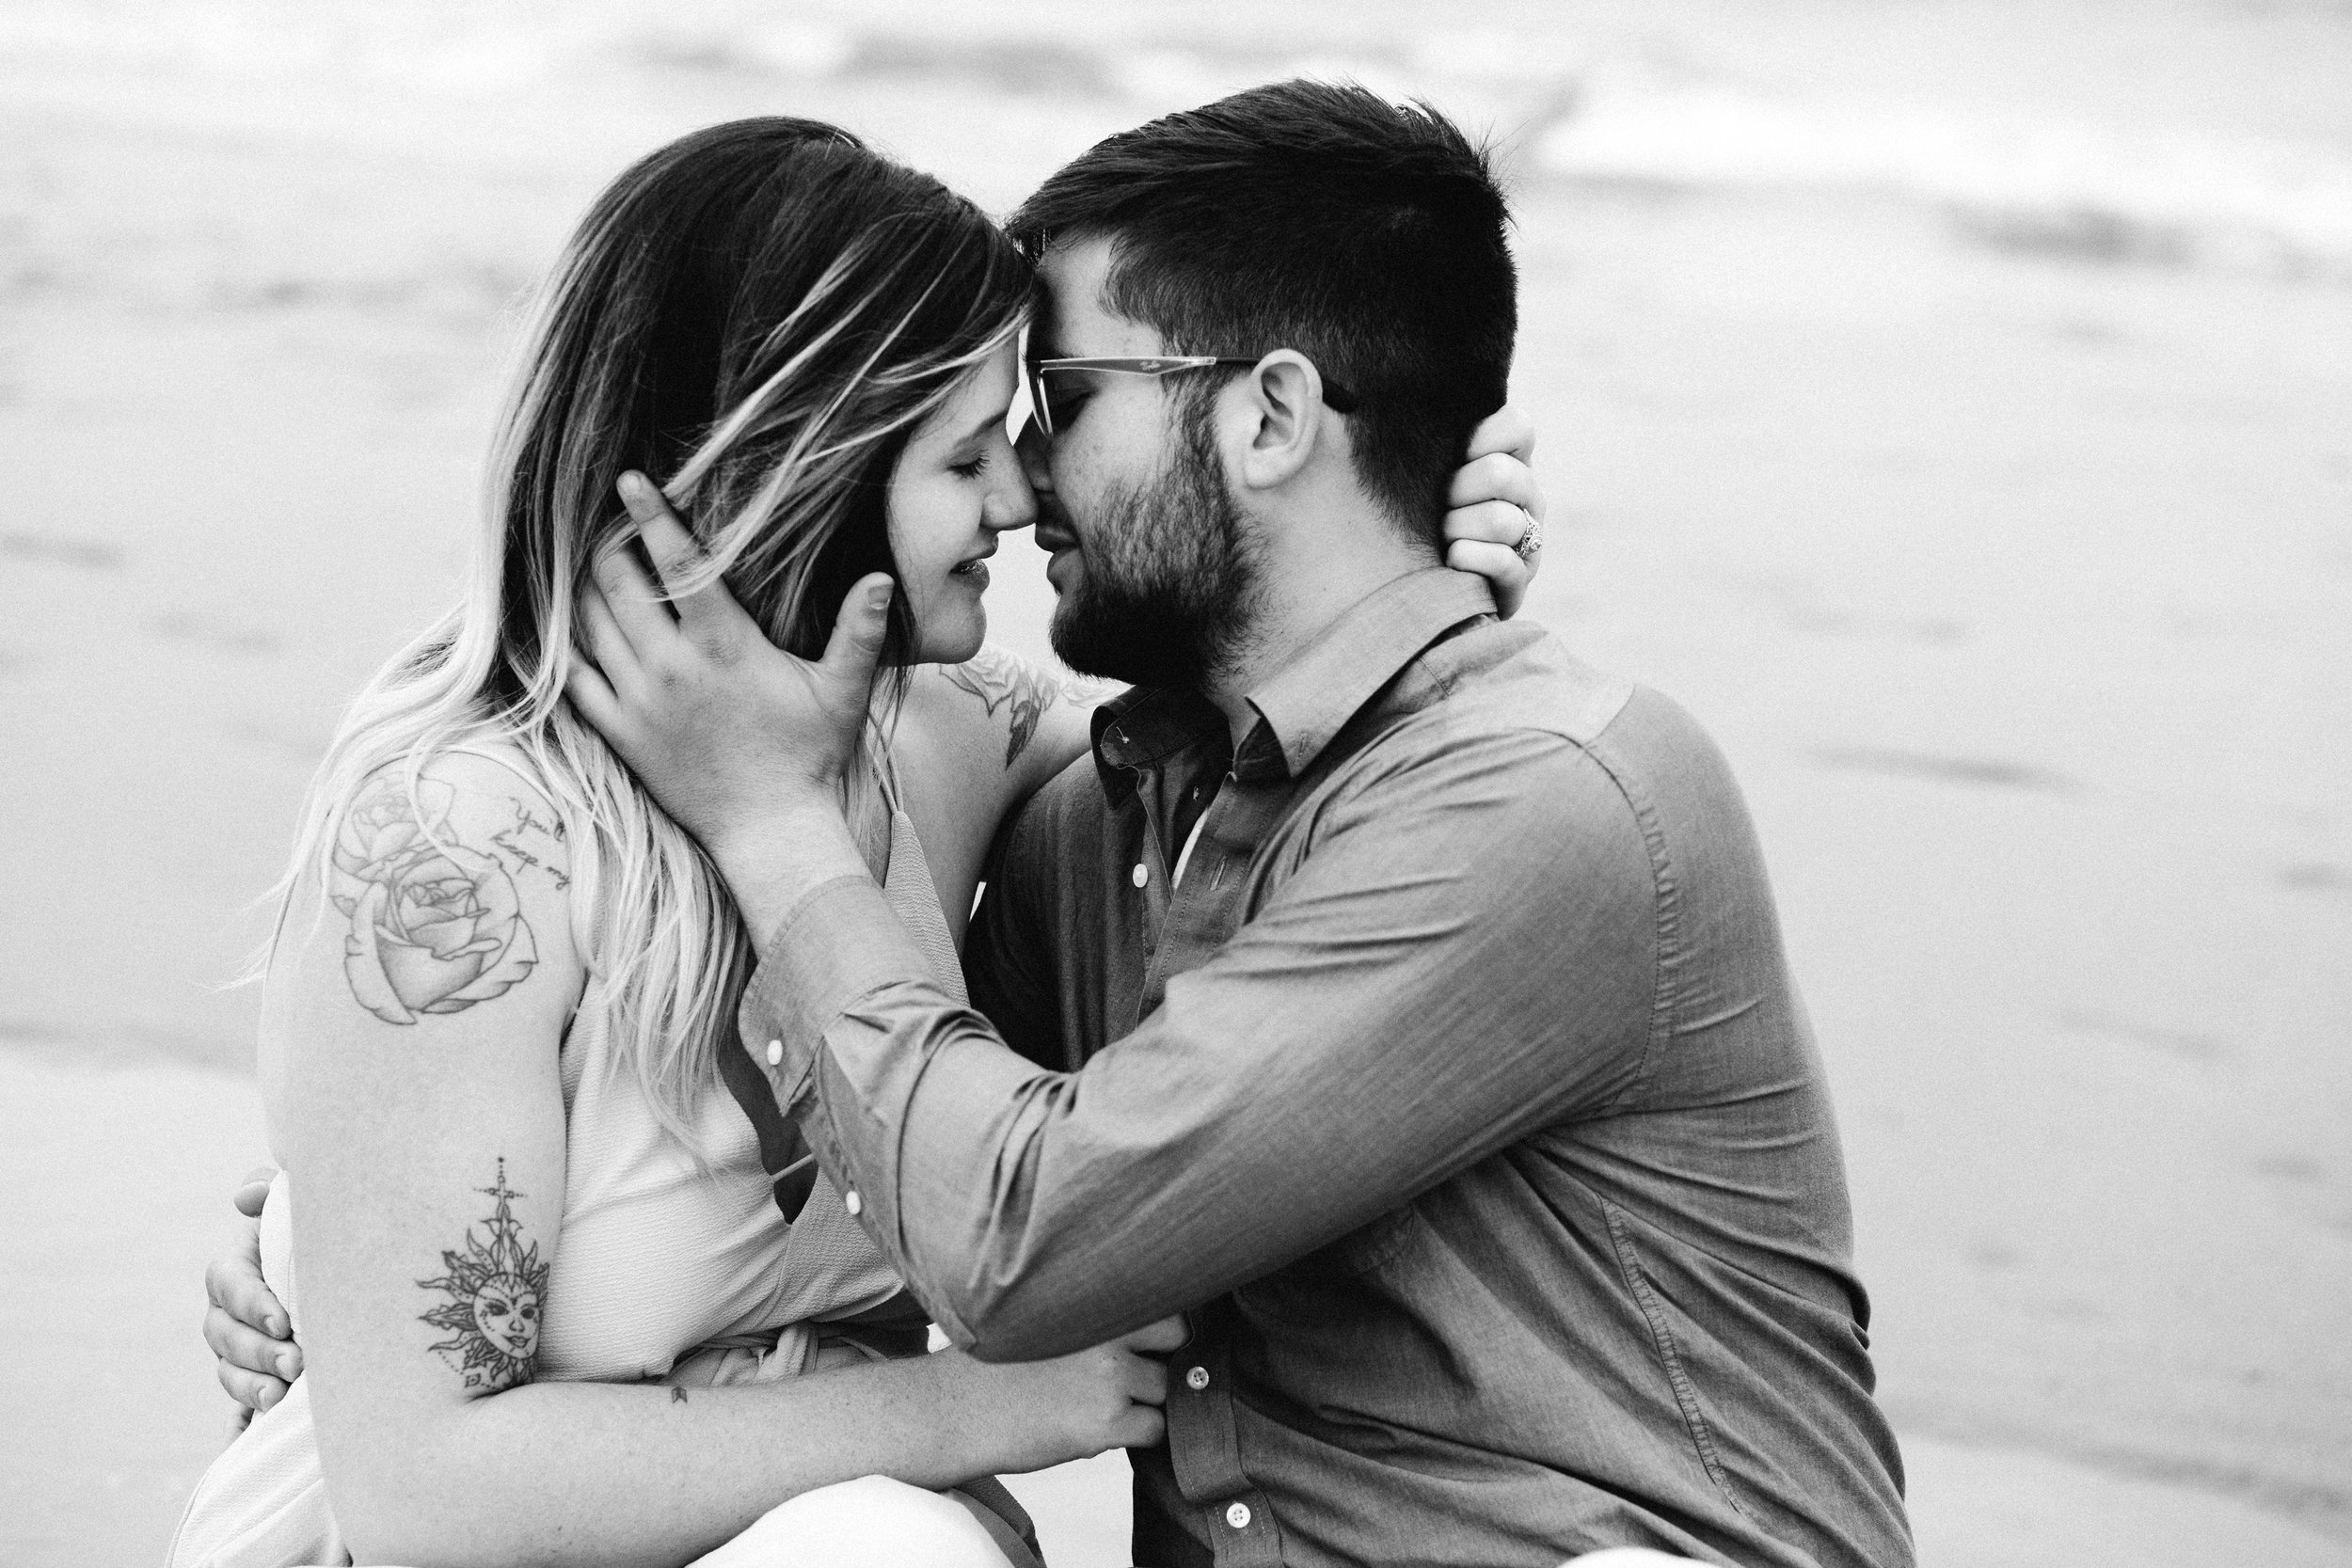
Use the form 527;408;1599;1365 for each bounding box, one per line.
418;1160;550;1392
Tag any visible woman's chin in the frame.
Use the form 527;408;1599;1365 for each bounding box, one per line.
912;611;987;667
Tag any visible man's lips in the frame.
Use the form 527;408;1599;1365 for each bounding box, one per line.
1035;528;1079;553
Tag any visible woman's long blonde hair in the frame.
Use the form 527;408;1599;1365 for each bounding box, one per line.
280;119;1032;1146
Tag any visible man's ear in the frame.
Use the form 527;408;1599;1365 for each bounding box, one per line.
1227;352;1331;493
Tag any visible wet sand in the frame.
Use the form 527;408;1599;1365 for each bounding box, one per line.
3;2;2348;1562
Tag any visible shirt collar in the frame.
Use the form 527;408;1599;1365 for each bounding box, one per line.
1240;568;1496;780
1086;568;1497;795
1091;685;1227;805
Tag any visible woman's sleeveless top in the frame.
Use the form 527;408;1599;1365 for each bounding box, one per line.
167;796;961;1568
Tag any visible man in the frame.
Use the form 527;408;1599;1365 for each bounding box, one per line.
570;82;1911;1568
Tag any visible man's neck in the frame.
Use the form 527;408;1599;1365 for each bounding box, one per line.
1201;504;1438;750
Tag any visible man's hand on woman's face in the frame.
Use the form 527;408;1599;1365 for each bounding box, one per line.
1442;404;1546;620
205;1164;298;1418
567;473;894;856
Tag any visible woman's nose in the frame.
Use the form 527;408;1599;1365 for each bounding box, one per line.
986;453;1039;535
1015;415;1052;488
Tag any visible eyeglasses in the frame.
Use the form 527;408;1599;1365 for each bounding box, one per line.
1024;355;1360;437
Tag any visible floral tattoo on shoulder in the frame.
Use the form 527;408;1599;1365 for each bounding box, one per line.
330;776;541;1023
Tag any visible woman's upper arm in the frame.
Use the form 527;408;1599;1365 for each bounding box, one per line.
894;648;1116;898
262;753;583;1490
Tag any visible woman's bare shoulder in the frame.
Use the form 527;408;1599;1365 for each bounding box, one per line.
899;645;1119;801
282;747;582;1025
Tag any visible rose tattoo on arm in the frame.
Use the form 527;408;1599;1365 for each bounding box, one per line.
329;777;538;1023
418;1160;548;1393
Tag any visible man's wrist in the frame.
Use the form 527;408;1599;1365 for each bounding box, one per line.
709;795;869;949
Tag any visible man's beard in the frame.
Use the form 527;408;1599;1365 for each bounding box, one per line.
1048;399;1261;689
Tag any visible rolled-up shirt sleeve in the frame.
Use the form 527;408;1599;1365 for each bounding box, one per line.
738;728;1658;1359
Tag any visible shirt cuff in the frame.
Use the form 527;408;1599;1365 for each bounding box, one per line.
734;873;935;1109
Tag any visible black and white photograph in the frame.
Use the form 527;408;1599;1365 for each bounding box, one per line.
1;2;2346;1564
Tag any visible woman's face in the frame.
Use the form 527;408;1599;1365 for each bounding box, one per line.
887;342;1037;664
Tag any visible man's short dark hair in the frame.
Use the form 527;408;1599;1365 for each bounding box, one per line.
1009;80;1516;543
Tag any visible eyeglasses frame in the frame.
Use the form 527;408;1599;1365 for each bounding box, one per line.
1024;355;1361;436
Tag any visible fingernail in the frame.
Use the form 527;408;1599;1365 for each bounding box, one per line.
264;1315;285;1338
255;1384;278;1410
278;1351;300;1378
617;471;650;506
867;581;893;612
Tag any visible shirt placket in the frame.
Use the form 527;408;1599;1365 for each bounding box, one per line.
1133;768;1297;1564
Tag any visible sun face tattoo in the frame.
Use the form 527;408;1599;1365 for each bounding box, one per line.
418;1161;550;1392
329;776;538;1023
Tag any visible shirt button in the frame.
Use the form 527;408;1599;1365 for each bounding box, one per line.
1131;863;1149;888
1225;1502;1252;1529
1184;1365;1210;1391
843;1190;862;1216
764;1039;783;1067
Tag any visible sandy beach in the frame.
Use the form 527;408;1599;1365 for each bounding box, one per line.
3;1;2348;1562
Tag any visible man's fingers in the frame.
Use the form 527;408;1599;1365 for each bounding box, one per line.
617;472;757;639
205;1253;291;1340
817;574;895;708
1446;452;1546;523
231;1164;277;1219
590;530;676;658
1464;404;1535;466
205;1302;302;1382
215;1355;291;1415
564;661;624;738
575;579;644;695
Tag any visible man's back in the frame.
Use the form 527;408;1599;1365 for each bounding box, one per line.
970;579;1912;1568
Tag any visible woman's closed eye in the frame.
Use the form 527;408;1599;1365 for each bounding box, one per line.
950;452;991;480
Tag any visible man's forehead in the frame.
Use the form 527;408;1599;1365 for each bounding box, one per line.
1034;235;1155;356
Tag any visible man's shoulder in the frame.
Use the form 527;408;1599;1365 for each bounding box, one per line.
1391;622;1723;784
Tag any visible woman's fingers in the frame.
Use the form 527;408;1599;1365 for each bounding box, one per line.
1449;539;1532;620
1443;496;1536;548
1120;1314;1190;1355
1464;403;1535;465
1446;451;1546;523
1121;1350;1169;1407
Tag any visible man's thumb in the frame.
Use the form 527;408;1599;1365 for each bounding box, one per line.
819;573;894;698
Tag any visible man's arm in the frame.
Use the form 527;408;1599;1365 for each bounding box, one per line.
739;730;1656;1360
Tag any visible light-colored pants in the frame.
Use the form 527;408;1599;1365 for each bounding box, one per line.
686;1475;1015;1568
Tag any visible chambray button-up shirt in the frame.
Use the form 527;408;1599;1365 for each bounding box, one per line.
741;568;1912;1568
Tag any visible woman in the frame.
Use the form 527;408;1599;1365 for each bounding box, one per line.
181;117;1542;1567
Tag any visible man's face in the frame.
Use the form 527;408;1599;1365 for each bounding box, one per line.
1023;237;1260;688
